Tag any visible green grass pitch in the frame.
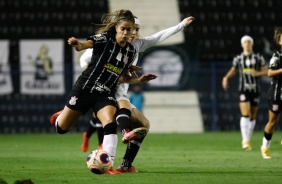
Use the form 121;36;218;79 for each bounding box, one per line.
1;132;282;184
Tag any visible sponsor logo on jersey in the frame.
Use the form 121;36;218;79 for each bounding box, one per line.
242;68;255;73
94;82;111;92
93;35;107;42
104;63;123;75
69;96;78;105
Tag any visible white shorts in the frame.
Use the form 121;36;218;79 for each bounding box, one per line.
115;86;136;110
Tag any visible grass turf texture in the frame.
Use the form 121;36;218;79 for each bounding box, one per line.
1;132;282;184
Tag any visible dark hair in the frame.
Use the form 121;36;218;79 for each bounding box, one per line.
274;27;282;45
95;9;135;34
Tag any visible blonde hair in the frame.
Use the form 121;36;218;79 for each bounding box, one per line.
95;9;135;34
274;27;282;45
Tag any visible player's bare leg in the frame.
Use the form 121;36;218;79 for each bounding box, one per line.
239;102;252;150
117;108;149;173
261;111;280;159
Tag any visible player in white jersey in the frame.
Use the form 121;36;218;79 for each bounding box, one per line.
222;35;267;151
80;16;195;172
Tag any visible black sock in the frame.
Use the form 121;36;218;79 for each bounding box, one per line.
55;122;68;134
96;120;104;145
264;131;273;141
116;108;132;135
121;136;145;168
86;117;98;138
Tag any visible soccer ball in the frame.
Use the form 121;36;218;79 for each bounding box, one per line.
86;149;112;174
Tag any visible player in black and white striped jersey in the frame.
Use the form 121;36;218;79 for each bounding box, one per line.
222;35;267;150
49;9;157;174
260;27;282;159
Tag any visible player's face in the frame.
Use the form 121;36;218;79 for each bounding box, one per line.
241;40;253;52
129;24;140;43
115;21;133;44
279;34;282;46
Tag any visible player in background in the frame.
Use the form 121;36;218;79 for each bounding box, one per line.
80;16;195;172
222;35;267;150
260;27;282;159
49;9;157;174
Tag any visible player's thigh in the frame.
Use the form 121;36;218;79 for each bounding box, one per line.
131;108;150;129
265;110;280;133
250;106;258;119
239;101;251;116
96;105;117;126
58;106;82;130
117;100;132;110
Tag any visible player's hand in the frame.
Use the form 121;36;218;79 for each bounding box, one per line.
222;77;229;91
68;37;79;46
138;74;157;83
250;71;259;77
182;16;195;27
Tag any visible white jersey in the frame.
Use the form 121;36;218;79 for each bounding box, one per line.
79;22;185;102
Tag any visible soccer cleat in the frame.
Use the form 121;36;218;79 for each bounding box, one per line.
242;141;252;151
50;110;63;125
122;127;148;144
81;132;89;152
105;167;121;175
98;144;103;150
261;147;271;159
116;165;138;173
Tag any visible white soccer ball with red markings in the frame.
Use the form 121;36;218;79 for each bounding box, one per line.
86;149;112;174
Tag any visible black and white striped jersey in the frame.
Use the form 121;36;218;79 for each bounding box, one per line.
75;33;137;94
232;53;265;93
268;51;282;100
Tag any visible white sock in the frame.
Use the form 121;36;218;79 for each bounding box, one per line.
103;134;118;167
240;116;250;142
248;119;256;141
262;137;271;149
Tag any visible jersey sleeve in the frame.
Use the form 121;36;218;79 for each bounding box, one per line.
87;33;108;46
269;52;280;69
259;54;266;66
132;22;185;52
79;49;93;69
232;56;239;69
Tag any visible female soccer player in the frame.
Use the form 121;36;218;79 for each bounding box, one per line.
222;35;267;151
49;9;156;174
260;27;282;159
80;15;195;172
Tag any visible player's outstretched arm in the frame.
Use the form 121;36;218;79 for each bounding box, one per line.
68;37;93;51
133;16;195;52
120;73;157;84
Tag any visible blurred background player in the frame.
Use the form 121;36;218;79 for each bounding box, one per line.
222;35;267;150
80;16;195;172
260;27;282;159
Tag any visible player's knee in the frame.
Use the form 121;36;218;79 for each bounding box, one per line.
104;122;117;135
55;122;69;134
142;118;150;129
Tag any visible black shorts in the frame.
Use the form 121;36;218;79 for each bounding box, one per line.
268;89;282;114
239;91;260;106
65;86;117;115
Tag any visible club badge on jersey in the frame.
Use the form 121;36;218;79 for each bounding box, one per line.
69;96;78;105
116;52;122;61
